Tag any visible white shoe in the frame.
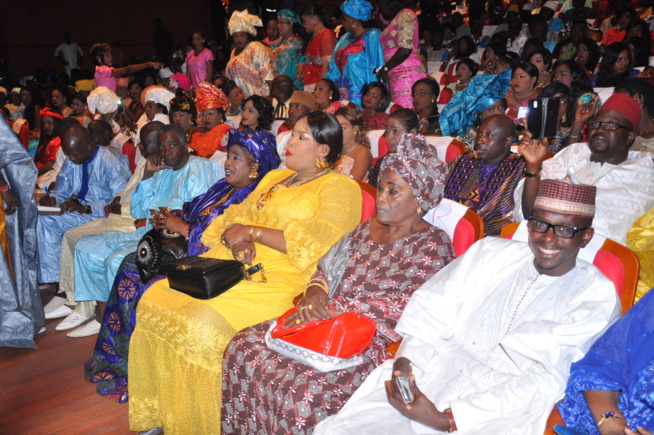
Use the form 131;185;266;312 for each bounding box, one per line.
67;319;101;338
45;304;73;320
43;296;66;314
55;312;92;331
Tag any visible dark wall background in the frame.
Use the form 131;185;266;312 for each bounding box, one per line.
0;0;216;80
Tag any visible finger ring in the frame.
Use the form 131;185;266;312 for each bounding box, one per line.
236;251;245;261
244;249;250;253
295;319;301;324
307;304;313;310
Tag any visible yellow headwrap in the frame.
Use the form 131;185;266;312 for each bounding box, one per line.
228;10;263;36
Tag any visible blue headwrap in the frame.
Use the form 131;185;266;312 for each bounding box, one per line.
277;9;301;24
439;70;511;136
227;129;281;176
340;0;373;22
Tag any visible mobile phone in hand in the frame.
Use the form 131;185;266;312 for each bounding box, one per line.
395;376;414;404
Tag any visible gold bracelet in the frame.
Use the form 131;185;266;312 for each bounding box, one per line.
258;228;265;243
248;226;256;242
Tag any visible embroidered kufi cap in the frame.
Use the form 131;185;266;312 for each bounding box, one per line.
289;91;317;111
533;179;596;219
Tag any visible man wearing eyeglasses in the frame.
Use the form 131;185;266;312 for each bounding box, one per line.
515;92;654;244
316;179;620;434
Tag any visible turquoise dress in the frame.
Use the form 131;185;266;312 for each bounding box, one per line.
271;36;305;90
73;156;219;302
326;28;383;108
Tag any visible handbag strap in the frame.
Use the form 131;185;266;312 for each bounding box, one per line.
244;263;267;283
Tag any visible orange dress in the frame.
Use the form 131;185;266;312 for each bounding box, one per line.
189;124;232;158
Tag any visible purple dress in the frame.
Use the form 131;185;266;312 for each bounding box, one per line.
221;220;455;434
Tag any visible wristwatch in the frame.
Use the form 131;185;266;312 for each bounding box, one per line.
523;167;541;178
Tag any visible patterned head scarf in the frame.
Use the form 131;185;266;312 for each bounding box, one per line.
440;70;511;136
195;82;229;112
87;86;119;114
141;85;175;111
277;9;301;24
227;129;281;175
228;10;263;36
534;178;596;219
380;134;447;211
340;0;374;21
169;89;197;118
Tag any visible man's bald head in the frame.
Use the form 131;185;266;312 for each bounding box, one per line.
270;75;295;103
61;124;96;165
474;115;515;164
88;120;113;146
139;121;165;158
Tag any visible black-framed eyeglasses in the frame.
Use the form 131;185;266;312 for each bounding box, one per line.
587;121;632;132
527;218;590;239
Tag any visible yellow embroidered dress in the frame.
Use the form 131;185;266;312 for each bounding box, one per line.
627;206;654;302
128;169;362;433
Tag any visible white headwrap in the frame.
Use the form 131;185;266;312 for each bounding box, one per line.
141;85;175;111
228;10;263;36
88;86;120;115
159;67;174;79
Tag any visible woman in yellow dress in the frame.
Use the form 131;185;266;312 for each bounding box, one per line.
128;112;362;434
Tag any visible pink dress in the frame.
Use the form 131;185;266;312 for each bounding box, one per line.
94;66;117;92
380;9;426;108
186;48;214;88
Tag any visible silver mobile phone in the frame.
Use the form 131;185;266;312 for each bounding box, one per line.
395;376;414;404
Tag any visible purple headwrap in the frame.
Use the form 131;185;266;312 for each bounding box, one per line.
379;134;447;211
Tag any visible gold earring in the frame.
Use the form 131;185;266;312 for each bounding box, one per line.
248;170;258;180
561;113;567;124
416;205;423;214
315;156;328;169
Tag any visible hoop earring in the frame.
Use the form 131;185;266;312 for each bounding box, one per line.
248;170;259;180
315;156;329;169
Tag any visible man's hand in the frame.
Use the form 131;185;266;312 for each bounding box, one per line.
39;194;56;206
385;360;451;431
1;189;19;215
142;154;169;180
60;197;87;213
517;129;548;172
104;196;122;215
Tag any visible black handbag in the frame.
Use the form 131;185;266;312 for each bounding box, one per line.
135;228;188;283
160;256;267;299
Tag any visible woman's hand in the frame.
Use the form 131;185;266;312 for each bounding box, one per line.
150;207;189;235
231;240;256;265
282;285;333;328
518;129;548;172
1;189;19;215
626;427;654;435
221;223;250;249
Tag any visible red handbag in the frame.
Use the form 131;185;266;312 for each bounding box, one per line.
270;307;376;359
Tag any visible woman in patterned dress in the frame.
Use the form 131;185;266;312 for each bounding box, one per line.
376;0;426;108
225;11;274;97
221;134;455;434
270;10;305;91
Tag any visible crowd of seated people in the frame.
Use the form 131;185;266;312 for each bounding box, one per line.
1;0;654;433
